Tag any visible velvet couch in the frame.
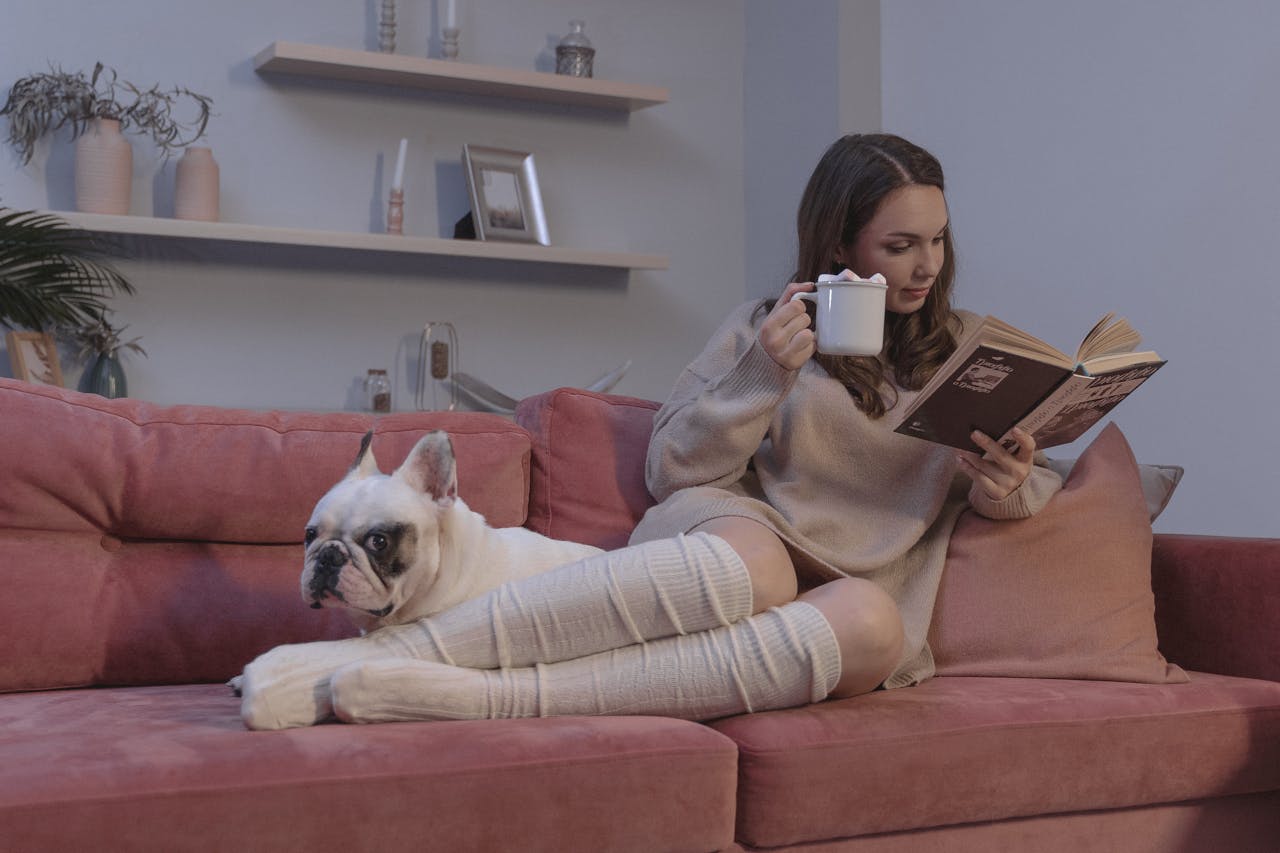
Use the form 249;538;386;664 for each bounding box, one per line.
0;376;1277;852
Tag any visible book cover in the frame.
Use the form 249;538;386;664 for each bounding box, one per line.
893;345;1072;451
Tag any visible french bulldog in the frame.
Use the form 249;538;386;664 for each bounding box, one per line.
230;429;602;727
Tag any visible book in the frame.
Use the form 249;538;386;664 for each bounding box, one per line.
888;313;1165;452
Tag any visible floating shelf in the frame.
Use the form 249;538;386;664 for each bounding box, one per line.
54;211;668;271
253;41;669;112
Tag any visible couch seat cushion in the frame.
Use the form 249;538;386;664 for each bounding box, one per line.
0;685;738;853
711;672;1280;848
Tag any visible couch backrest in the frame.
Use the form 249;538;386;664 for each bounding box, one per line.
0;379;533;692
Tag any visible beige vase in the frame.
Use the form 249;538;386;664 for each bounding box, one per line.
74;118;133;215
174;146;220;221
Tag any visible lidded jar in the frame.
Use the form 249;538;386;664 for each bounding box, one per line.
555;20;595;78
365;369;391;413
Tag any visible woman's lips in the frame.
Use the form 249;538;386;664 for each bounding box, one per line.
900;286;931;301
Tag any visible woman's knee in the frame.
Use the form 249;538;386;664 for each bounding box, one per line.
799;578;904;697
690;518;798;611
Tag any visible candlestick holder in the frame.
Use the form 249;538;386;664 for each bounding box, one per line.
378;0;396;53
442;27;460;60
387;189;404;235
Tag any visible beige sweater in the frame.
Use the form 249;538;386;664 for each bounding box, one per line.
630;300;1062;687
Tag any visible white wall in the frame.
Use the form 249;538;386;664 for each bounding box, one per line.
1;0;749;410
881;1;1280;537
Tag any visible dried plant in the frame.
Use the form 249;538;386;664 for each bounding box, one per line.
0;206;135;331
63;313;146;360
1;62;212;164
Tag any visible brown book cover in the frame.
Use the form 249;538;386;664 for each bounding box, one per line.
889;314;1164;452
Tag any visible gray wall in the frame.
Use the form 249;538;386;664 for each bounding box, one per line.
880;1;1279;536
2;1;1274;538
1;0;751;410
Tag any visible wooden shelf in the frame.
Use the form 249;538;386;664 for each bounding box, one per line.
253;41;669;112
55;212;669;271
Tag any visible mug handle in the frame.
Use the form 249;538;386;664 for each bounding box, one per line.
788;291;818;306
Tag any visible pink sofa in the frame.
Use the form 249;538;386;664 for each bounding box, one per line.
1;376;1277;852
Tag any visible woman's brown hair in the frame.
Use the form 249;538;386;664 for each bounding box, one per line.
766;133;958;417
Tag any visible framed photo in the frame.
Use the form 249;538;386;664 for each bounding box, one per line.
6;330;63;387
462;145;550;245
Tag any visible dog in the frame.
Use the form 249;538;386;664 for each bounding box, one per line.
230;430;602;726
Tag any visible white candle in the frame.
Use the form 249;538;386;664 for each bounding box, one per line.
392;138;408;191
446;0;457;29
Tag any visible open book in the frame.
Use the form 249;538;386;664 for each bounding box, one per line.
889;313;1165;452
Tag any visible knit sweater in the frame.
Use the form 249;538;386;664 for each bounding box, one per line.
629;300;1063;688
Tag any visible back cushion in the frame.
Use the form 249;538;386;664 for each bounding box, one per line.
0;379;533;691
516;388;660;549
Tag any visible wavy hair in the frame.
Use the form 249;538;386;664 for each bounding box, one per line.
764;134;958;418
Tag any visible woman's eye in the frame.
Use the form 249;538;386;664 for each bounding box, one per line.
304;527;318;545
887;243;911;254
365;533;389;553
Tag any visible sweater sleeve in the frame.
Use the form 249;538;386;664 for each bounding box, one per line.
645;302;798;503
966;454;1063;520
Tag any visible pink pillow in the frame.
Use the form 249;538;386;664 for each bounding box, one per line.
929;423;1187;684
515;388;660;549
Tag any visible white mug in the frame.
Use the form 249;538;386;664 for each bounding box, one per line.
789;272;888;356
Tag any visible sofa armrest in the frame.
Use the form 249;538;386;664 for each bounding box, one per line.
1151;533;1280;682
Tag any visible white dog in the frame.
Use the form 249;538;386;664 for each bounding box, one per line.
232;430;601;729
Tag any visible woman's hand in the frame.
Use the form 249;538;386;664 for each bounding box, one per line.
957;428;1036;502
760;282;818;370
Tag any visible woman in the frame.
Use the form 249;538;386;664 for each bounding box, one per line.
245;134;1062;729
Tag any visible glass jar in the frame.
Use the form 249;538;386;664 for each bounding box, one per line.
365;369;392;413
555;20;595;78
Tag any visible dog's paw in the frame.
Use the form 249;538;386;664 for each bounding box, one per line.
228;674;244;697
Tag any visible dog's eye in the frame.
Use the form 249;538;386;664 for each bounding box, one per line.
304;527;318;545
365;533;389;553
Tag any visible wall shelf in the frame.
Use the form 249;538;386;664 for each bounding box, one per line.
54;211;669;271
253;41;670;112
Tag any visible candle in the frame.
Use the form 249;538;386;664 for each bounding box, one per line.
392;138;407;191
445;0;457;29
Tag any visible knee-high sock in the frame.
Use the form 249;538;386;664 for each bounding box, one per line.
329;601;843;724
401;531;753;668
239;532;752;729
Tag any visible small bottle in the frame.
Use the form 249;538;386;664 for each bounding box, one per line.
555;20;595;78
365;369;392;413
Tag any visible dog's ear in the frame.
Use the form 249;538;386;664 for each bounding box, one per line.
344;430;381;481
394;430;458;503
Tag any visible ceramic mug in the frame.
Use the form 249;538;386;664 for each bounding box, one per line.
789;272;888;356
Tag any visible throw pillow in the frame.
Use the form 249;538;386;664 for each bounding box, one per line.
1044;456;1183;521
929;423;1188;683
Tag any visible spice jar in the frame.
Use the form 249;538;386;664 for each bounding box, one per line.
365;369;392;413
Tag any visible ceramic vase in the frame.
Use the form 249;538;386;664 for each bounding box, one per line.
85;352;127;399
74;118;133;215
174;146;220;221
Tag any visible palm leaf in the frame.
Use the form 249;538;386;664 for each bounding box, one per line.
0;207;134;330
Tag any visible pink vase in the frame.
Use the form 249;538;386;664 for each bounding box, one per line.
174;146;220;221
74;118;133;215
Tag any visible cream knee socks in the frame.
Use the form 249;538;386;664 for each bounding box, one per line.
240;532;753;729
329;601;843;724
404;531;754;669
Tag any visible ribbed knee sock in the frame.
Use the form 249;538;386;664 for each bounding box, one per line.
330;601;843;724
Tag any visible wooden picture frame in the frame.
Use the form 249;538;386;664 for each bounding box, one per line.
462;145;550;245
5;330;64;387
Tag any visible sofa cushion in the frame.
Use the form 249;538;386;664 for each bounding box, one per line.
929;423;1186;683
0;684;739;853
0;379;535;691
0;378;532;542
711;672;1280;848
516;388;660;549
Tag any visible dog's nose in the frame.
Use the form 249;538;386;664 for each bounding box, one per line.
316;543;348;572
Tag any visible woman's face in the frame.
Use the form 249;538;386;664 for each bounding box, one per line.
837;184;949;315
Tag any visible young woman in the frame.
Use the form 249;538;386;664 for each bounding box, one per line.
241;134;1063;729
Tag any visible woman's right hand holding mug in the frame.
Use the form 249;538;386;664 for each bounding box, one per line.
760;281;818;370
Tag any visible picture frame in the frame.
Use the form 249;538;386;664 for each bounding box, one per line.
462;145;550;245
5;330;64;387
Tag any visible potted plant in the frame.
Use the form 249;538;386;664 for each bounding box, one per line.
1;62;212;213
0;206;134;330
64;313;146;399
